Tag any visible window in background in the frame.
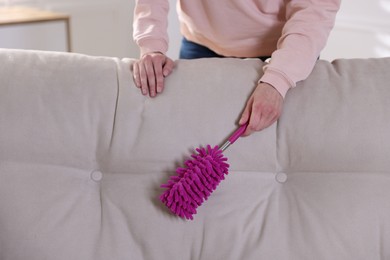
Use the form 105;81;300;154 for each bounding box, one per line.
376;0;390;57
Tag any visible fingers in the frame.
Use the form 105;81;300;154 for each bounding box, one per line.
144;56;157;97
132;62;141;89
153;59;164;94
132;53;174;97
239;83;283;136
132;59;150;96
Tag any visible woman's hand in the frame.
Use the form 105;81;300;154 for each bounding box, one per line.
239;82;283;136
132;52;174;97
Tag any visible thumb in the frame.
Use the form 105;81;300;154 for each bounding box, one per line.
239;103;251;125
163;58;175;77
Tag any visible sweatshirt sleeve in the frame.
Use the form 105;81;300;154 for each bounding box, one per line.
133;0;169;56
260;0;341;98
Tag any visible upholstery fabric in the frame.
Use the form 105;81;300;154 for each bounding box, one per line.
0;49;389;260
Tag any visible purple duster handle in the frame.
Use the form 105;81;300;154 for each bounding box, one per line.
219;124;248;151
229;124;247;143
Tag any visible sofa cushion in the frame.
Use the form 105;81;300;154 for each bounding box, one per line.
279;58;390;173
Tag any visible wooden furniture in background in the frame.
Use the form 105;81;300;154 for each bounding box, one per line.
0;6;71;52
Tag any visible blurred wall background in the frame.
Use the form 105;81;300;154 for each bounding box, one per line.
1;0;389;60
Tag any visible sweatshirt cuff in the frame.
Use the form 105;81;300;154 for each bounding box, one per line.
259;68;295;99
138;38;168;57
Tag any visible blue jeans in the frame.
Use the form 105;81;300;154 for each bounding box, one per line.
179;38;270;61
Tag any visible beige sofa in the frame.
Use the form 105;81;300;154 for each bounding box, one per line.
1;48;389;260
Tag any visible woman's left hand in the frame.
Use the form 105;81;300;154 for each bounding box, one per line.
239;82;283;136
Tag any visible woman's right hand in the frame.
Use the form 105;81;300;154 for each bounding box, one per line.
132;52;175;97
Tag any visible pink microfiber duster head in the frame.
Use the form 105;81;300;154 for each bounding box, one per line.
160;124;247;220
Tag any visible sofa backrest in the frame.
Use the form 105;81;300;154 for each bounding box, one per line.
1;49;390;260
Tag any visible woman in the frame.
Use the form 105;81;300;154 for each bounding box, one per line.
132;0;341;136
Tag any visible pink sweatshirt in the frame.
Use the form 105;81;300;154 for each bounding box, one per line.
133;0;340;98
